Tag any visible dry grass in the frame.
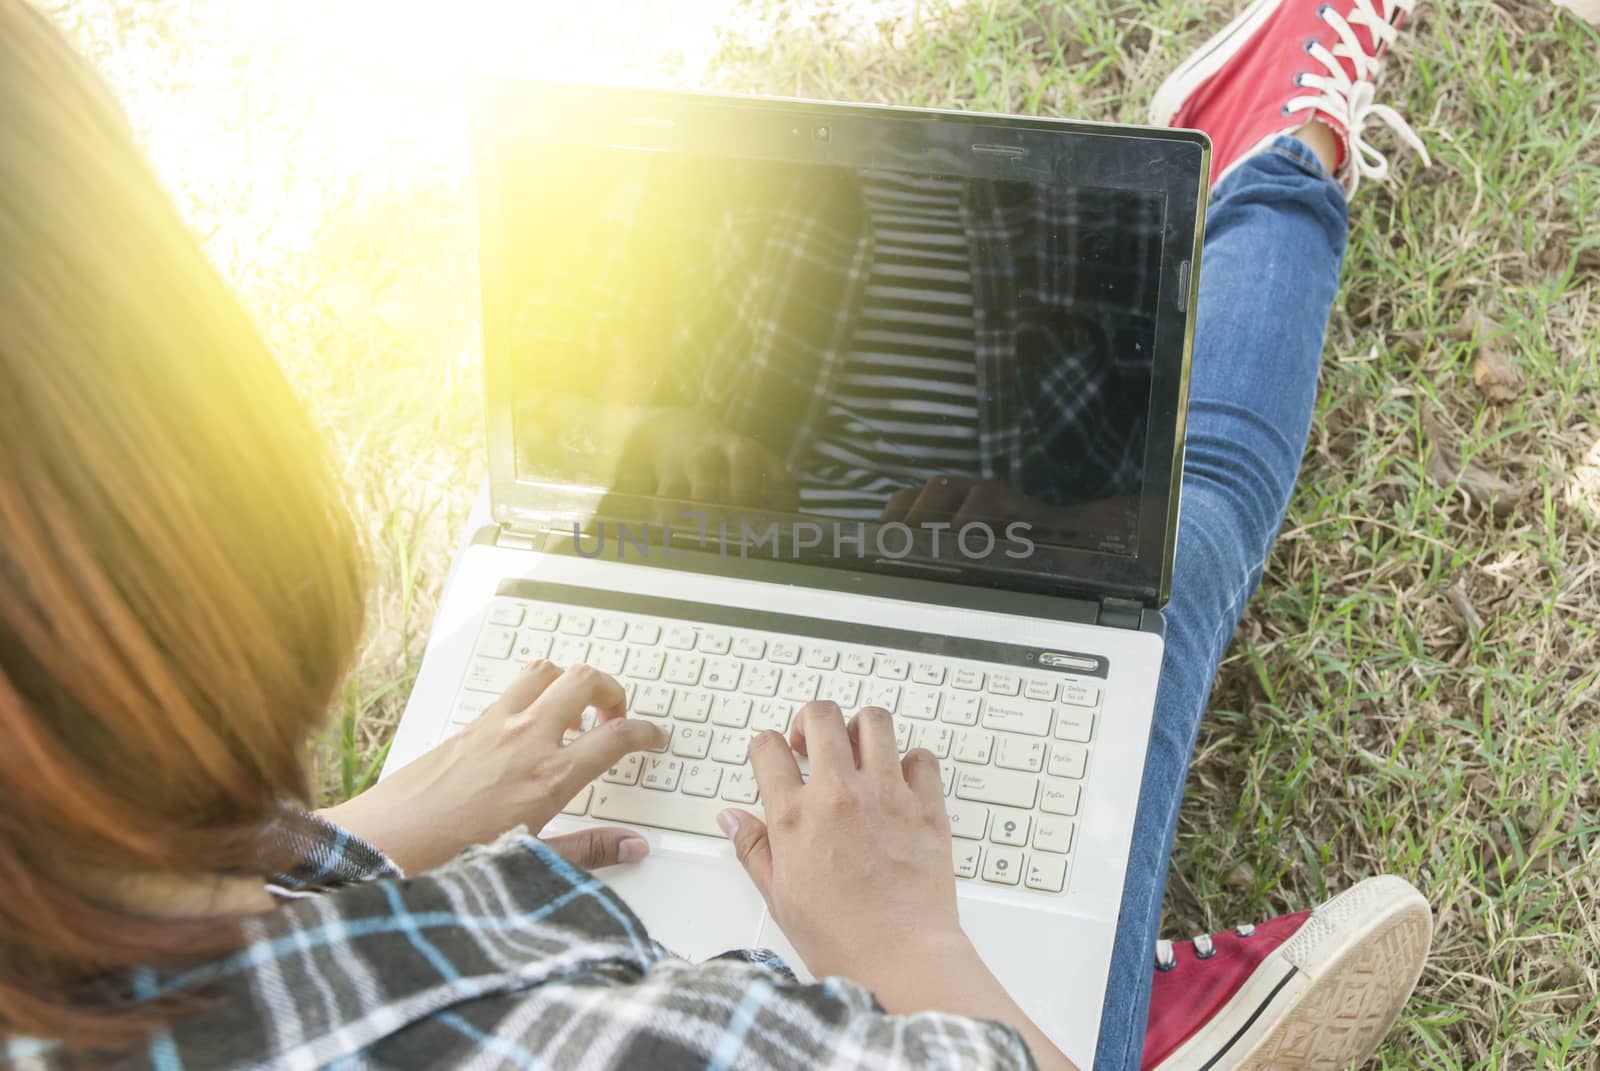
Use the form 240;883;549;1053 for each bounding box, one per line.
50;0;1600;1065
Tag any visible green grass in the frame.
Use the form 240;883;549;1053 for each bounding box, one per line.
53;0;1600;1065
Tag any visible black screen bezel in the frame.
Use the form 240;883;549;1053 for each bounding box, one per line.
473;79;1208;607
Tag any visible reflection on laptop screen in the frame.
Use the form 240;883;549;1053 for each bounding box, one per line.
502;143;1163;560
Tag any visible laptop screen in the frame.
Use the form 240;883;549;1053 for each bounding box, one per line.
481;87;1205;603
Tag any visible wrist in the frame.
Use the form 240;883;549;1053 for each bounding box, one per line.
826;928;982;1011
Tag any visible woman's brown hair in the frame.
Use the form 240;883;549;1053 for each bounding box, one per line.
0;0;367;1046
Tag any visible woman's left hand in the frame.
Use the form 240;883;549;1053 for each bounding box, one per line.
321;661;666;873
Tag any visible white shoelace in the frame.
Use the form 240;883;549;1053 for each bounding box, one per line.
1285;0;1431;194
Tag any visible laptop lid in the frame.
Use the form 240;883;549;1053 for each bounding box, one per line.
472;80;1208;608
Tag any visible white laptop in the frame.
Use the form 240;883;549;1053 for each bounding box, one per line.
385;80;1208;1068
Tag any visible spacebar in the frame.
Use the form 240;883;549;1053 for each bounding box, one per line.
590;789;744;838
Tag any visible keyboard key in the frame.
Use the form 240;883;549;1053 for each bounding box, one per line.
478;626;516;660
703;658;742;692
665;625;697;650
562;784;592;815
876;656;909;681
743;665;780;697
640;756;683;791
626;622;661;645
589;642;627;675
981;698;1052;737
671;725;712;760
664;652;704;686
751;701;792;734
559;612;593;636
947;800;989;840
450;692;495;726
697;630;732;655
623;648;664;680
953;840;982;879
988;672;1021;696
1054;709;1094;743
778;668;820;702
952;668;985;691
487;602;525;627
862;681;902;713
711;696;753;728
710;729;750;764
1026;851;1069;893
681;762;722;798
465;659;522;693
941;694;981;726
819;675;861;708
990;809;1030;847
982;846;1022;886
940;761;956;796
671;691;712;723
591;786;730;836
593;617;627;641
841;651;875;675
1034;817;1075;854
1023;677;1058;702
602;754;643;785
1047;743;1089;780
912;724;953;758
900;686;938;720
526;607;561;631
550;637;590;664
951;729;993;765
635;684;674;717
1040;779;1082;816
720;767;759;804
733;636;766;659
911;661;945;686
769;641;801;665
894;721;914;753
955;768;1038;810
512;631;552;662
1062;680;1102;708
804;645;840;671
995;736;1046;774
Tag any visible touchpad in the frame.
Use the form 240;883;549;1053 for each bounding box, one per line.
600;848;767;961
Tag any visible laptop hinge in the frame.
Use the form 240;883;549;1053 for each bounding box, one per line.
493;525;544;552
1097;596;1146;631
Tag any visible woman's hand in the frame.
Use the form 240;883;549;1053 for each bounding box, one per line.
719;700;1078;1071
720;701;963;977
322;661;666;873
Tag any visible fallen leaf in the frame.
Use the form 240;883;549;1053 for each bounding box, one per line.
1448;580;1485;636
1555;0;1600;25
1401;309;1523;402
1419;408;1529;517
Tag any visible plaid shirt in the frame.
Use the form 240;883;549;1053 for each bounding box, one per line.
515;157;1164;507
5;814;1033;1070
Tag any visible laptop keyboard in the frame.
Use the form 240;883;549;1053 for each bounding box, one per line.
446;596;1102;897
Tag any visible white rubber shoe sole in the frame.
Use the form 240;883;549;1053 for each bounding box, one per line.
1148;0;1289;126
1156;876;1434;1071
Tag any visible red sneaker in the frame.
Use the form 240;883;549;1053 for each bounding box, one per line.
1149;0;1430;195
1142;876;1433;1070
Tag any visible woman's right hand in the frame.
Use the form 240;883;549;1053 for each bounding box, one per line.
718;701;967;979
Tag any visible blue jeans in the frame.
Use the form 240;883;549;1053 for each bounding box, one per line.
1093;137;1350;1070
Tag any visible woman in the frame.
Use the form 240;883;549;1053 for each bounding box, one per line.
0;0;1433;1068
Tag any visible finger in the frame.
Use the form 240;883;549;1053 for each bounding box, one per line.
901;747;946;809
543;827;650;869
493;660;563;717
789;701;854;776
879;485;918;523
904;475;974;526
718;809;775;902
748;729;803;806
561;716;668;790
523;664;626;741
848;707;899;775
687;443;730;503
